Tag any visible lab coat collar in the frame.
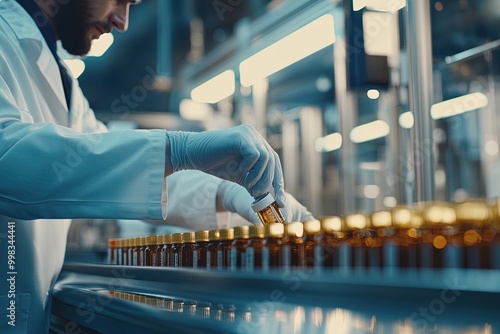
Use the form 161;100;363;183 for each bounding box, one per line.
1;0;69;112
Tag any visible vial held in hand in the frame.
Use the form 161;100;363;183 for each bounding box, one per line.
251;193;286;226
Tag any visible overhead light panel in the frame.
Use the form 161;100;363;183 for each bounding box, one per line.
240;14;335;87
399;111;414;129
431;92;488;120
179;99;212;121
315;133;342;152
191;70;235;104
350;120;390;143
353;0;406;12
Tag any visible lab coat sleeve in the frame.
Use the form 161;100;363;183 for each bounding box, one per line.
147;170;231;230
0;76;166;220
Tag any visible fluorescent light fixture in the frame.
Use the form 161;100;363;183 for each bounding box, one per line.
87;33;114;57
191;70;235;104
367;89;380;99
383;196;397;208
179;99;212;121
363;185;380;199
485;140;499;156
399;111;414;129
315;133;342;152
63;59;85;78
240;14;335;87
431;92;488;120
350;120;390;143
354;0;406;12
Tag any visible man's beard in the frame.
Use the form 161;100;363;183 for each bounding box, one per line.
53;1;93;56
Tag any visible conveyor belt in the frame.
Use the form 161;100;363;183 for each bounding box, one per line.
51;263;500;333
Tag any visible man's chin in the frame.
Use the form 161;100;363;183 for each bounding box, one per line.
60;39;92;57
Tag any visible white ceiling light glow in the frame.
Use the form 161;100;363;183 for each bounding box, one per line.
191;70;235;104
350;120;390;143
240;14;335;87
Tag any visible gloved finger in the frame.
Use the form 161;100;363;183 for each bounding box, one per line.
238;138;260;174
245;143;270;195
249;143;276;200
272;151;286;207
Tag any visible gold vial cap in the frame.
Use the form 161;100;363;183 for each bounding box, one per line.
422;201;456;227
145;236;156;246
208;229;221;241
303;219;321;235
321;216;344;233
249;225;265;238
265;223;284;238
234;226;250;239
454;199;491;226
163;234;172;245
155;235;164;245
195;230;210;242
345;213;369;231
171;233;183;244
134;237;141;247
219;228;235;241
285;222;304;238
371;210;393;228
181;231;195;243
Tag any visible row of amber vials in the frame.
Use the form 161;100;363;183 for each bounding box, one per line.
108;198;500;270
110;291;251;323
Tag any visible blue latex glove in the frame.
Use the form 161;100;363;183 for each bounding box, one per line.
217;180;314;224
166;124;286;207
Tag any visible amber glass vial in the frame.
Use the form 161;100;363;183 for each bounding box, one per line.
181;232;196;267
121;239;129;266
251;193;286;226
217;228;235;269
161;234;172;267
419;202;459;268
369;210;393;268
140;236;147;266
194;230;210;269
207;230;220;269
490;198;500;269
153;235;163;267
344;213;370;269
144;236;155;266
283;222;304;269
129;238;135;266
303;219;322;268
246;225;265;271
263;223;284;270
391;205;424;268
455;199;493;269
132;237;140;266
115;239;123;266
319;216;346;268
108;239;116;265
230;226;250;271
170;233;183;267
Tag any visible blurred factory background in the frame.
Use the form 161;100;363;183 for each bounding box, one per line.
63;0;500;257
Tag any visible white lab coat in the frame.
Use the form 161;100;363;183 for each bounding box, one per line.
0;1;226;333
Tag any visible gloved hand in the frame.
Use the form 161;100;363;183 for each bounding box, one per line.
166;124;286;207
217;180;314;224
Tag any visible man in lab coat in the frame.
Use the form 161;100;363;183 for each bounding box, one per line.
0;0;313;333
